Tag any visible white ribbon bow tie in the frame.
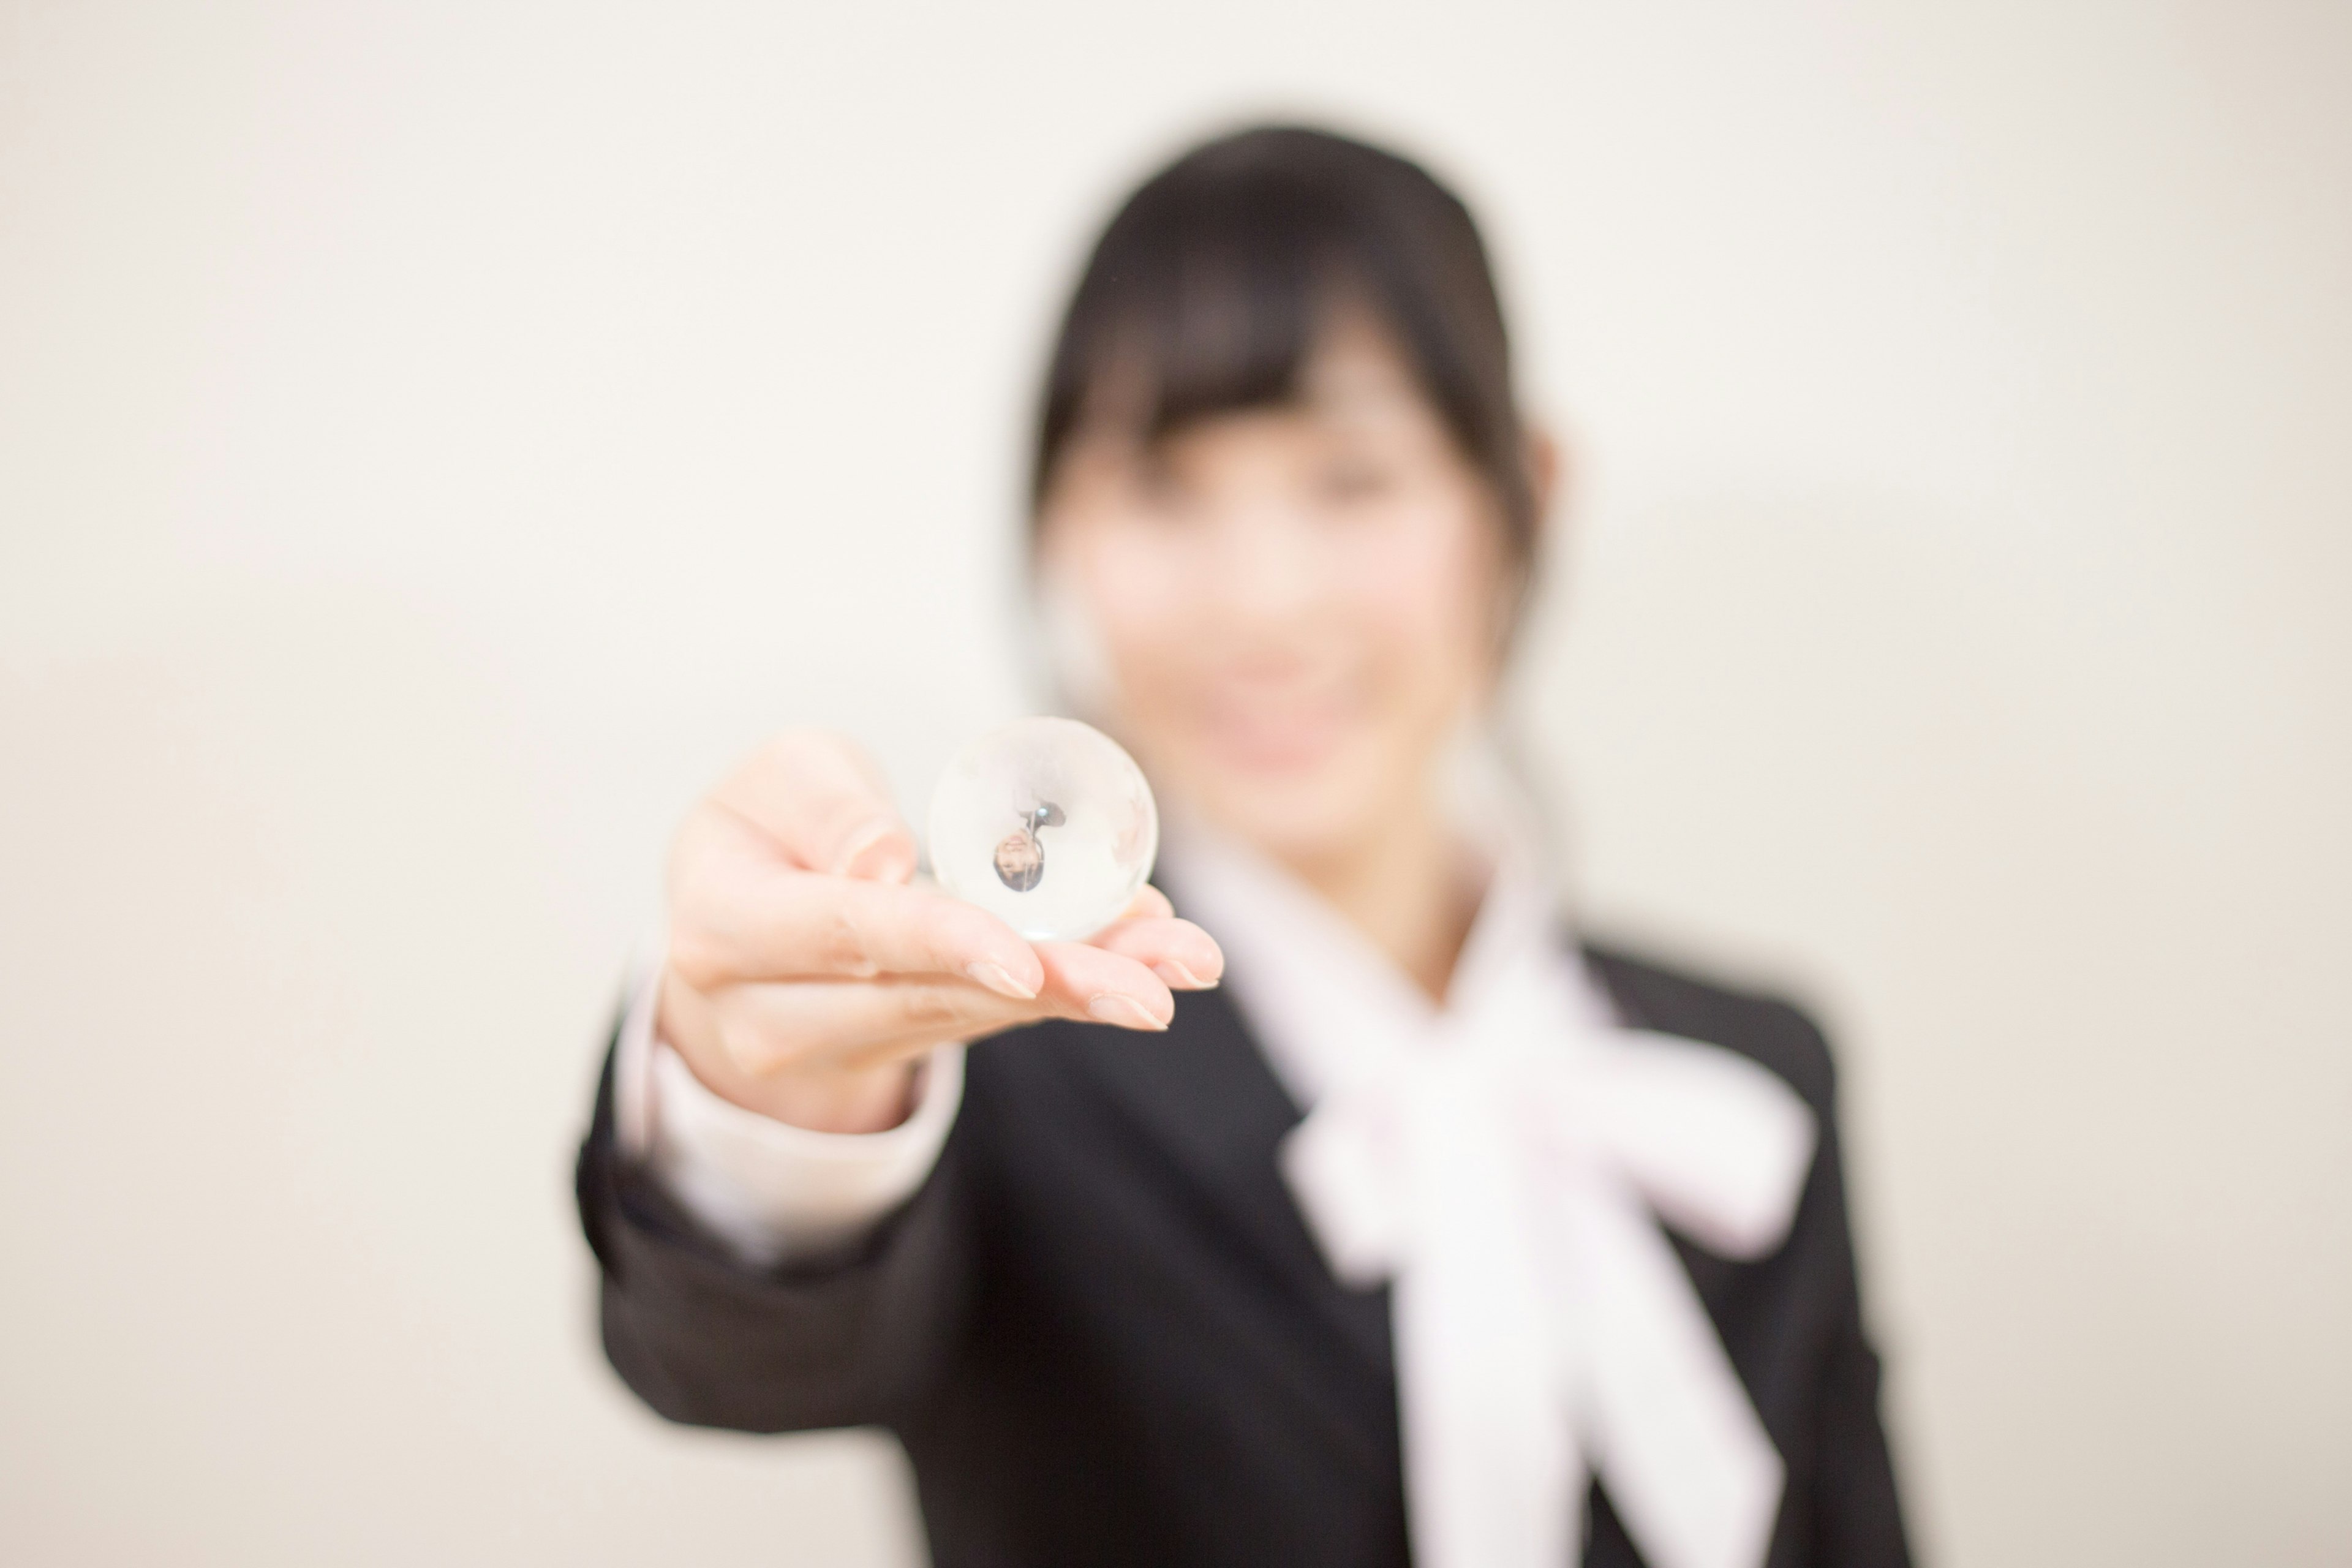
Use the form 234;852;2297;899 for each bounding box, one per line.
1280;970;1817;1568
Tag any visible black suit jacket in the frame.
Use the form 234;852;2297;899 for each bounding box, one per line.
576;943;1912;1567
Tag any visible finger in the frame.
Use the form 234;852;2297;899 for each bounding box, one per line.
1031;941;1178;1031
1085;916;1224;991
1120;884;1176;921
699;975;1045;1076
690;941;1185;1080
670;818;1046;997
709;728;918;882
696;943;1186;1079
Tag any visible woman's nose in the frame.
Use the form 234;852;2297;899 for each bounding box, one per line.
1210;503;1329;623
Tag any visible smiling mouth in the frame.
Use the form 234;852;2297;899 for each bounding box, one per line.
1199;699;1355;771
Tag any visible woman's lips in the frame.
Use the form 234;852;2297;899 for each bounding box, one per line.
1197;698;1357;772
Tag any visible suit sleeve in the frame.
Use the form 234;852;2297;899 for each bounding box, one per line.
1811;1275;1912;1566
575;1030;978;1435
1774;1005;1914;1567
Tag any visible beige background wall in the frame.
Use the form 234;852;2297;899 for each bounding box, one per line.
3;2;2346;1562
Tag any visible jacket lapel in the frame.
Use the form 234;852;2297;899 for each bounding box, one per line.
1062;984;1398;1380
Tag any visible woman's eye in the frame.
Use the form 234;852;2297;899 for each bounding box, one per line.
1317;459;1394;503
1131;454;1195;513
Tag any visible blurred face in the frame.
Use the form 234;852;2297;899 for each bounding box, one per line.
1036;315;1517;869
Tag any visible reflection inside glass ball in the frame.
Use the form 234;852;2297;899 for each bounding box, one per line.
928;716;1158;942
993;801;1066;892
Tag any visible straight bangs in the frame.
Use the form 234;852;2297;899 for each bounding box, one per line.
1031;126;1534;571
1040;177;1356;456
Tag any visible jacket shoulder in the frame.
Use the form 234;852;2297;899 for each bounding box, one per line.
1581;940;1840;1118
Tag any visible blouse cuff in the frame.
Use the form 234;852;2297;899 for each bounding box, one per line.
611;943;965;1268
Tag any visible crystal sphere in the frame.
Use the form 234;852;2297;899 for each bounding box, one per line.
928;717;1158;942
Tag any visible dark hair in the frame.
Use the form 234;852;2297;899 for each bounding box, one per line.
1031;124;1539;589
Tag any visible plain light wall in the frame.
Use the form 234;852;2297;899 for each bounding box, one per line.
2;1;2346;1562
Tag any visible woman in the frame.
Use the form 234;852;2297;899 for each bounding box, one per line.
576;126;1910;1568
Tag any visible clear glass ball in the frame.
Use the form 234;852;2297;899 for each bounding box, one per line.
927;717;1158;941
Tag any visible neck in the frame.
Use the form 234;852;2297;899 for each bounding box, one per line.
1278;796;1480;1003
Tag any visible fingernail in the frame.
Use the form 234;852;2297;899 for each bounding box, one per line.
967;960;1038;1001
1152;960;1215;990
1088;993;1167;1030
